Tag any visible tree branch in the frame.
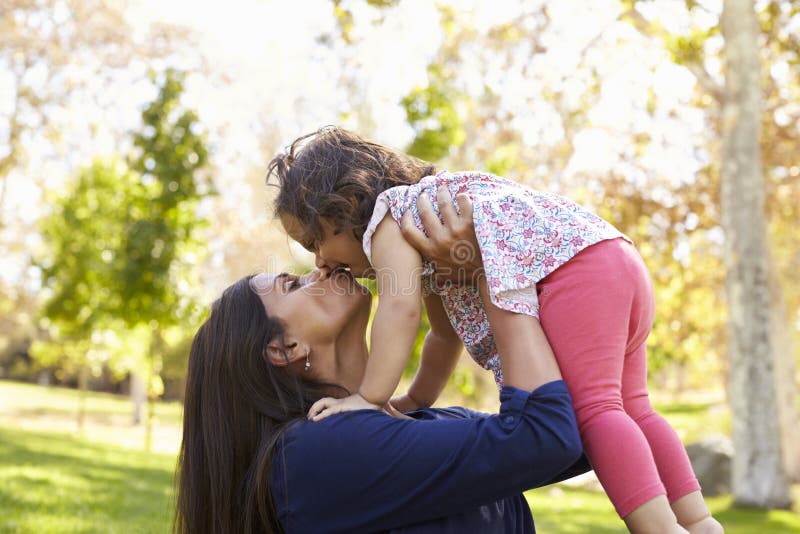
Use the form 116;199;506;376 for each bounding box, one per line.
620;5;724;103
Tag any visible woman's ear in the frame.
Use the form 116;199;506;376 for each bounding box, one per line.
265;339;308;367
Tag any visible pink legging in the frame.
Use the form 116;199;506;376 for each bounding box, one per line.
537;238;700;518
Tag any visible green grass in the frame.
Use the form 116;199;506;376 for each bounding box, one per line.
526;485;800;533
0;425;175;534
528;485;629;533
1;379;799;533
0;380;182;426
0;380;182;453
654;399;731;444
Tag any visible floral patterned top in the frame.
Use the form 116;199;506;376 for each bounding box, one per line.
362;171;629;387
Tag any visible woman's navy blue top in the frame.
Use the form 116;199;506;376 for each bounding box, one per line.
270;380;587;533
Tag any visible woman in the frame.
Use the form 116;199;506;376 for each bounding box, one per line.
174;196;587;533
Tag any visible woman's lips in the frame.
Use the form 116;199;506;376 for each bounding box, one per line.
329;266;371;295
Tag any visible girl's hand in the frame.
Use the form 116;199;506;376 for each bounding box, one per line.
389;394;421;413
381;401;413;420
307;393;380;422
399;186;483;286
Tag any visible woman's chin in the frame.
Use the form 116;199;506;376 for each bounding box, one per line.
328;267;371;298
347;264;374;279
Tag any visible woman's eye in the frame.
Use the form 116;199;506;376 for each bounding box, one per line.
281;276;300;291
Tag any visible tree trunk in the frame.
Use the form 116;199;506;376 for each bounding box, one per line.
720;0;792;508
144;330;164;453
144;392;154;453
130;370;146;425
77;363;88;437
769;259;800;482
37;370;50;386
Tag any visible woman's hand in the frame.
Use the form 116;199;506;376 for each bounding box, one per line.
307;393;380;422
399;186;483;286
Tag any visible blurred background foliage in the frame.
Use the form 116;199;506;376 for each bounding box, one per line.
0;0;797;423
0;0;799;529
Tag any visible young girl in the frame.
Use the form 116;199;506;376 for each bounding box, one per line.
268;127;722;534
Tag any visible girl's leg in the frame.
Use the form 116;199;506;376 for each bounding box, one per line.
622;343;703;510
619;249;714;532
537;239;677;526
625;341;715;532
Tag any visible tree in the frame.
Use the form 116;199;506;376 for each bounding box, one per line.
757;0;800;484
1;1;195;394
120;68;210;448
34;159;141;431
720;0;791;508
34;69;209;450
0;0;187;217
402;63;467;162
622;0;800;482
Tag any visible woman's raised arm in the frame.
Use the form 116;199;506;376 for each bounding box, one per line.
271;381;583;533
476;276;563;391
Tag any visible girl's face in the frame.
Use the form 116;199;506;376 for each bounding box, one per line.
280;214;372;278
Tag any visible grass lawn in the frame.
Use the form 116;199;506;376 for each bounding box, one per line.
1;379;799;533
0;380;182;454
0;380;182;426
526;485;800;533
0;424;175;534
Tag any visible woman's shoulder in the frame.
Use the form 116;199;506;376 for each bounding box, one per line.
275;411;402;464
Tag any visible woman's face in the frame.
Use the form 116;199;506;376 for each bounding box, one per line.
251;268;371;351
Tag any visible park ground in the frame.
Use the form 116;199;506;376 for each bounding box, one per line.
1;380;799;533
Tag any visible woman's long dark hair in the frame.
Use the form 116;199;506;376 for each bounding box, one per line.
173;276;328;533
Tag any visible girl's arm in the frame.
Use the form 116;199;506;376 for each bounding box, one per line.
307;213;422;420
393;294;463;411
360;213;423;403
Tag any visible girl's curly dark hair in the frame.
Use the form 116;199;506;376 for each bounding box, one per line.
267;126;436;245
